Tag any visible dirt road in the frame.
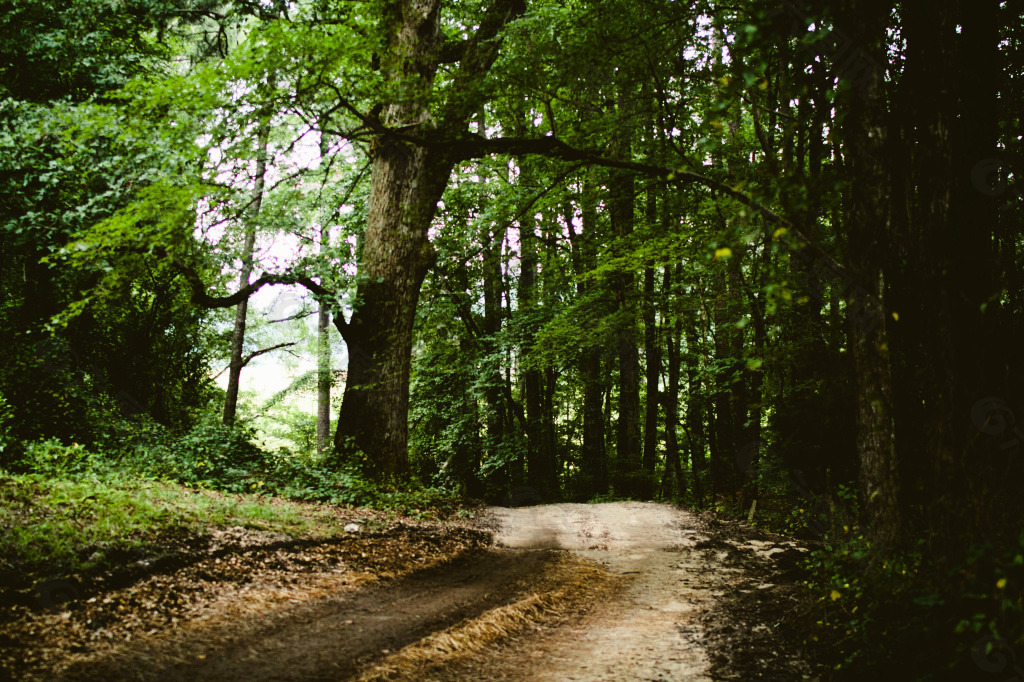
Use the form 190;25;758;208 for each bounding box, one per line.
4;503;815;681
486;501;717;681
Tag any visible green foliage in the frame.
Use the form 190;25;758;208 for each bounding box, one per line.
19;439;103;476
141;417;269;493
3;416;463;526
0;0;222;453
409;335;483;491
0;0;173;103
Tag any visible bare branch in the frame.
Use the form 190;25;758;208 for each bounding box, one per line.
268;309;317;324
241;342;299;369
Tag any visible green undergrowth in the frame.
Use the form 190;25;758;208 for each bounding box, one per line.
0;470;355;586
0;430;468;591
1;415;465;516
737;478;1024;680
794;524;1024;681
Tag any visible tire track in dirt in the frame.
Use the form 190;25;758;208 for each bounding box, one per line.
56;549;564;681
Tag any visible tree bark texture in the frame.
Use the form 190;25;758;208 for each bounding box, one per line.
610;160;642;498
317;228;332;455
333;0;523;480
520;212;557;499
639;188;661;500
839;0;901;550
572;170;608;499
661;266;685;499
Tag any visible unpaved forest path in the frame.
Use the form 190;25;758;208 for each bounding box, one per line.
485;501;717;681
7;503;816;681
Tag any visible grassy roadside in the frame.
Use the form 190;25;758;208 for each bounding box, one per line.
0;470;454;603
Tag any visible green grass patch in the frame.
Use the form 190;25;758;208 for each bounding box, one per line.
0;470;351;586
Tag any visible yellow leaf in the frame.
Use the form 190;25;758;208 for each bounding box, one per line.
997;578;1007;590
772;227;789;240
830;590;842;601
891;311;899;321
759;78;769;90
714;247;732;260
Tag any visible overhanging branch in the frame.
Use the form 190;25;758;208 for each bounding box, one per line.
241;342;298;369
174;260;351;336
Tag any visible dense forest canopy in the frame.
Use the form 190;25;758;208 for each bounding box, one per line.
2;0;1023;675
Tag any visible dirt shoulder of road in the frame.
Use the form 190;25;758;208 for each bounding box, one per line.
690;513;826;682
0;518;493;681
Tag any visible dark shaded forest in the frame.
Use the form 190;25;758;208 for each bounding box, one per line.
2;0;1023;677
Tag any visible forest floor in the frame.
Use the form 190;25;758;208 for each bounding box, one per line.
1;500;823;681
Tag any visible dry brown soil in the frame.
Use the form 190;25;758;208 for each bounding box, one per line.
0;503;821;681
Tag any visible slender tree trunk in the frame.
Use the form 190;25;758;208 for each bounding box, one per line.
641;264;660;500
581;348;607;496
661;266;685;500
482;223;507;488
544;365;560;496
520;211;556;498
609;128;642;497
316;223;332;455
839;0;901;550
639;187;661;499
710;268;736;500
726;247;749;502
571;170;608;499
684;320;707;506
315;131;333;453
223;121;269;426
743;242;769;506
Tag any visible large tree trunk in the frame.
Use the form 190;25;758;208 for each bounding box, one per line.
953;0;1020;541
333;144;450;478
333;0;447;478
333;0;523;480
223;122;269;426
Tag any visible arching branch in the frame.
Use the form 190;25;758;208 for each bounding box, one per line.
174;260;352;337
